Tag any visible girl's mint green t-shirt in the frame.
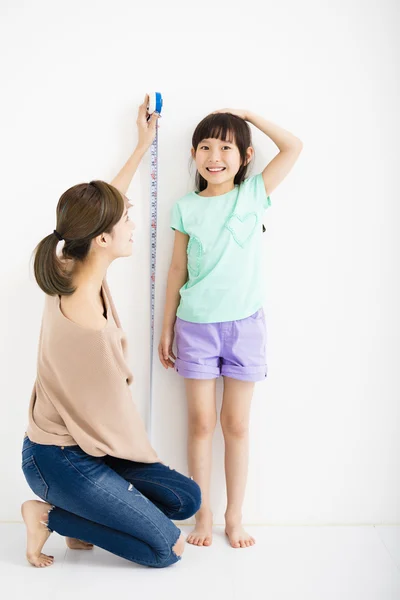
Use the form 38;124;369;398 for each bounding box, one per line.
170;173;271;323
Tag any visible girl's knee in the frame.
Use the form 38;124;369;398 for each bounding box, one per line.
220;415;249;438
189;418;217;438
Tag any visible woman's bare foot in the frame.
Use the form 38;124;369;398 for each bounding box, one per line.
21;500;54;567
187;508;213;546
66;537;94;550
225;512;256;548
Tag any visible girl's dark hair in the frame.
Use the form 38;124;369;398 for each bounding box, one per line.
192;112;253;192
32;180;125;296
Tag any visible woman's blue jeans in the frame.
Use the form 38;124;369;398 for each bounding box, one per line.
21;435;201;568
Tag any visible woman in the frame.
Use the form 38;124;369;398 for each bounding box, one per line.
21;96;201;568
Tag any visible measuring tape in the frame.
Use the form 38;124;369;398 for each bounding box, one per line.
148;92;163;439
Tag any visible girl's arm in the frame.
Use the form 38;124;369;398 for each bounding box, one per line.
214;108;303;196
162;267;188;330
247;111;303;196
111;95;160;194
162;231;189;331
158;231;189;369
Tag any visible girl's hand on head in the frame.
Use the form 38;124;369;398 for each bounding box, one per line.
212;108;248;120
158;329;176;369
136;94;160;152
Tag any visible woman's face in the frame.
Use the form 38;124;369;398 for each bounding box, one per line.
112;201;135;258
98;199;135;260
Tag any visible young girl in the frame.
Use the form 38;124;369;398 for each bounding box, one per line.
158;108;302;549
20;96;201;569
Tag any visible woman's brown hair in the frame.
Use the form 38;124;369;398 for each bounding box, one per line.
32;180;125;296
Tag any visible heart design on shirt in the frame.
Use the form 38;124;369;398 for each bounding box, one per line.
225;212;259;247
187;235;203;278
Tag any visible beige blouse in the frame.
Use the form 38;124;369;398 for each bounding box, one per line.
26;279;159;463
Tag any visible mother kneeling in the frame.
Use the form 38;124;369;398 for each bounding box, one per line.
21;97;201;568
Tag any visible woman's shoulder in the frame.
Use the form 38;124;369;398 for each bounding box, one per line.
59;293;107;332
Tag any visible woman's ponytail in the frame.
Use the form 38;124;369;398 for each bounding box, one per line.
33;233;75;296
31;181;125;297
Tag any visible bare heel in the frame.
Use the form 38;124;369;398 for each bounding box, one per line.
21;500;54;567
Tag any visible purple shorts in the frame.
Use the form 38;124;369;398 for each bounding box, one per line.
174;308;267;382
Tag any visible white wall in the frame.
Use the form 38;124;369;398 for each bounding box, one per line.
1;0;399;524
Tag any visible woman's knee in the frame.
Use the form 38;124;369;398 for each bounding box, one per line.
174;479;201;520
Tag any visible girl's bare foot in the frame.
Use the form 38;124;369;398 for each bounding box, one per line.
66;537;94;550
225;512;256;548
21;500;54;567
187;508;213;546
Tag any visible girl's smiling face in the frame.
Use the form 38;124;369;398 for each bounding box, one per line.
191;112;254;192
192;136;243;187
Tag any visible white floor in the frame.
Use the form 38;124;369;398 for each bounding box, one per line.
1;524;399;600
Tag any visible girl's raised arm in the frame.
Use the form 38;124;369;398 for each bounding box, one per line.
213;108;303;196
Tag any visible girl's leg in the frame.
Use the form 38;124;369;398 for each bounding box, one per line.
184;378;217;546
220;376;256;549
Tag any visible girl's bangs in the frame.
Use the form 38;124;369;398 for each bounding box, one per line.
194;114;236;146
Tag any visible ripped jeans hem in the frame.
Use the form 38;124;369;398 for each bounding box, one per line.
40;504;55;533
170;528;183;562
